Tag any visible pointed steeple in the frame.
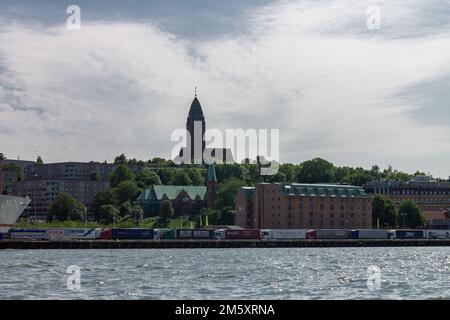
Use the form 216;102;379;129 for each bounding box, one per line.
188;96;204;120
207;163;217;182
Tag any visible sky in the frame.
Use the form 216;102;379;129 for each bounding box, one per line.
0;0;450;178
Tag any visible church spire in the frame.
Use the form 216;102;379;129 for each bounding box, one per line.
207;163;217;182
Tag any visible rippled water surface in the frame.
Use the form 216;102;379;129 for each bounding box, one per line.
1;247;450;299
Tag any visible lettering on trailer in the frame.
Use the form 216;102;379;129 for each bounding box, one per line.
179;230;210;238
193;230;210;238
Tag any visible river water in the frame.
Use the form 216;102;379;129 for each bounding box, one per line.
0;247;449;299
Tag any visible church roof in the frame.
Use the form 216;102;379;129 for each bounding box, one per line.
137;185;207;201
188;97;204;119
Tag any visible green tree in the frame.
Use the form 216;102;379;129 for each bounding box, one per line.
114;181;141;203
398;200;426;228
372;195;398;228
265;171;287;183
159;168;175;184
297;158;335;183
149;157;171;166
119;201;133;218
173;171;193;186
92;189;116;214
47;192;85;221
111;164;134;187
132;205;144;226
114;154;128;164
185;168;205;185
36;156;44;164
215;177;246;209
279;163;297;182
135;168;161;189
97;204;119;224
160;200;174;226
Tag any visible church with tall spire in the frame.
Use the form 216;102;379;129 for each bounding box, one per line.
177;90;234;164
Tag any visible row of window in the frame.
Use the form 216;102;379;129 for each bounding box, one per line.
273;212;366;219
393;198;450;205
378;189;450;195
272;204;369;211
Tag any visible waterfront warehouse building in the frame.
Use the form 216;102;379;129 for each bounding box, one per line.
365;175;450;228
236;183;372;229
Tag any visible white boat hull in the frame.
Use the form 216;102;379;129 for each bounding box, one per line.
0;195;31;233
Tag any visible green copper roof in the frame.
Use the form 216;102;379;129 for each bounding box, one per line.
138;185;207;201
207;163;217;182
238;183;370;199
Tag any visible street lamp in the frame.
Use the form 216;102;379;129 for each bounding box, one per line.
84;206;87;228
400;212;407;229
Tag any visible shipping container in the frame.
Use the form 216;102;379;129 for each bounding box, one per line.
65;228;103;239
175;229;215;239
308;229;351;239
224;229;260;240
393;230;426;239
111;228;155;240
261;229;307;240
350;229;389;239
100;228;112;240
46;229;66;240
426;230;450;239
161;229;176;240
10;229;48;240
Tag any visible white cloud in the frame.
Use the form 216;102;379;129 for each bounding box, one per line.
0;0;449;177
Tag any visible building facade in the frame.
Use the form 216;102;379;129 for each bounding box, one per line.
136;164;218;217
365;176;450;227
3;160;121;220
9;180;110;220
26;162;121;181
236;183;373;229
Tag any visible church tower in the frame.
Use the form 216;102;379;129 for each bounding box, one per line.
206;163;218;208
186;92;206;164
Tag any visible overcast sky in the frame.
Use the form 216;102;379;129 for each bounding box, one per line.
0;0;449;177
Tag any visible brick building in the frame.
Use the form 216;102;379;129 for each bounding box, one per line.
365;175;450;228
236;183;372;229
